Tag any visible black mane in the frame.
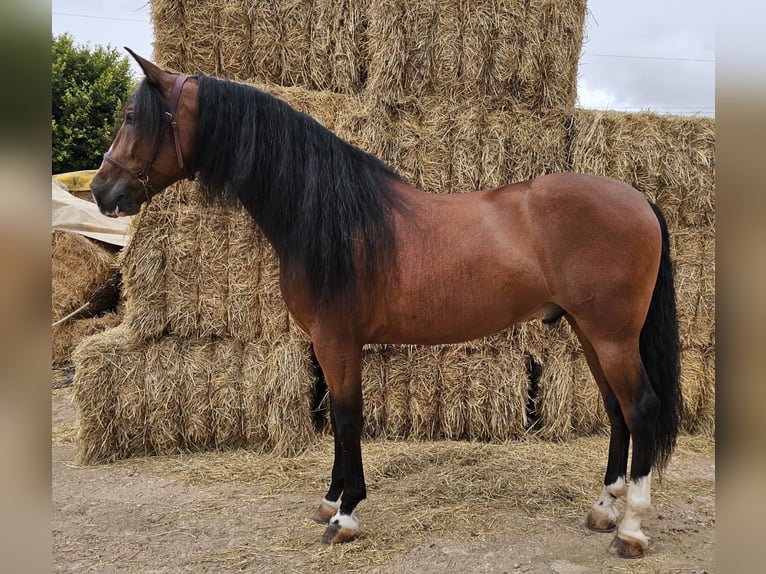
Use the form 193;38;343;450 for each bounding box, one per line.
190;73;406;310
127;80;170;154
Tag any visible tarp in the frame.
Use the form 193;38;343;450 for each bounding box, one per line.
52;179;133;247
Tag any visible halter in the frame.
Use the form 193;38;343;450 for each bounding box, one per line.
103;74;194;201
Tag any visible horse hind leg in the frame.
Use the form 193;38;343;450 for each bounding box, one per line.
568;317;629;533
592;337;660;558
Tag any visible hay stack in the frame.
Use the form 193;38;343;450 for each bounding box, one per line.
51;231;117;322
151;0;586;111
365;0;586;109
52;231;121;366
73;328;315;464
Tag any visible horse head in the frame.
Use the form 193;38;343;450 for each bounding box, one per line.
90;49;198;217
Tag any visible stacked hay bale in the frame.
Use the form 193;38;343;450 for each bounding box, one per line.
73;0;714;463
51;231;122;367
568;110;716;435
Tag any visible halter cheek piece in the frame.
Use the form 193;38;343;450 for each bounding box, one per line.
103;74;195;202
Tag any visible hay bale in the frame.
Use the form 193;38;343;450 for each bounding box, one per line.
241;338;271;446
227;210;263;341
673;225;715;348
73;324;142;464
569;351;608;436
568;110;715;231
164;188;202;337
438;345;470;440
196;203;230;337
382;345;412;439
364;0;586;109
120;188;176;338
51;230;117;322
261;334;318;456
362;345;388;438
74;328;317;463
52;312;122;366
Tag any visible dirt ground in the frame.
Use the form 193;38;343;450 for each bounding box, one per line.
52;386;714;573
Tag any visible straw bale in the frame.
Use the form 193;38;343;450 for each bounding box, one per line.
438;345;470;440
52;312;122;366
259;246;290;341
382;345;412;439
362;345;388;438
364;0;585;109
72;324;141;464
694;345;715;436
569;110;715;231
308;0;368;93
679;344;716;435
74;329;317;463
227;209;263;341
164;192;202;337
569;351;608;435
400;346;442;440
119;185;179;338
139;339;186;454
241;338;271;446
261;334;317;456
673;225;715;348
476;340;530;441
208;338;245;449
51;230;116;322
516;321;577;440
196;200;230;337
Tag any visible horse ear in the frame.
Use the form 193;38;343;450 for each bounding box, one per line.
125;47;174;94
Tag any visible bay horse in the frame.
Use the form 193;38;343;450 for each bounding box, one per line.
90;50;682;558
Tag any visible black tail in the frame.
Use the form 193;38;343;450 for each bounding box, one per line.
640;202;683;471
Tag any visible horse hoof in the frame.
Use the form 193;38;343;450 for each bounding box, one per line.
313;499;340;525
320;513;359;545
608;534;647;558
586;511;617;532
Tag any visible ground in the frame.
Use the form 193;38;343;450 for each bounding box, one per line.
52;387;714;573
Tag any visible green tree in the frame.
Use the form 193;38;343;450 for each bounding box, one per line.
52;34;134;173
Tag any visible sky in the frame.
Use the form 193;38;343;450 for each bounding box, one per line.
51;0;715;117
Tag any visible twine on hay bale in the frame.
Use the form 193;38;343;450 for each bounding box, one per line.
52;230;117;323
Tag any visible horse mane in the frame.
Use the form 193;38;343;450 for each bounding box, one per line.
191;73;407;311
126;80;170;154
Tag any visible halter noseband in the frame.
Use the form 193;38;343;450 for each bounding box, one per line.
103;74;194;201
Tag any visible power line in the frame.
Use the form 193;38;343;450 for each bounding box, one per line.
53;12;149;24
581;52;714;63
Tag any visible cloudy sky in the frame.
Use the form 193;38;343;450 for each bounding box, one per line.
51;0;714;117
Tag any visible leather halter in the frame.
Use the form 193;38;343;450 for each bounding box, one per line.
103;74;194;200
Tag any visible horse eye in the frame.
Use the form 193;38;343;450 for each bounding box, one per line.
125;111;136;125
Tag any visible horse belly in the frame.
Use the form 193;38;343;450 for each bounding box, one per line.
370;265;549;345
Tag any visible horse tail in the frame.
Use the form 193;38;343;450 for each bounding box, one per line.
640;202;683;471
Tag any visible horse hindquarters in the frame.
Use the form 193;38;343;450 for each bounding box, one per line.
574;201;681;557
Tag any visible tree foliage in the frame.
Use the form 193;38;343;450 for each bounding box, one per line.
52;34;134;173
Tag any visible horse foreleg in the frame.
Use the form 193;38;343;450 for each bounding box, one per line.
313;405;343;524
312;343;366;544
